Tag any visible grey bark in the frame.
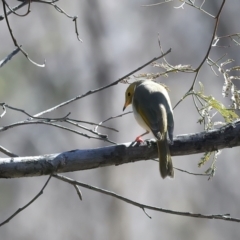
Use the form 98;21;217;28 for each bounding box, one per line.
0;120;239;178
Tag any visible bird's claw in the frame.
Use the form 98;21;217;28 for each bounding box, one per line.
135;136;144;143
145;139;156;148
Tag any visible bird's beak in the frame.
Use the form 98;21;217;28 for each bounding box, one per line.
123;102;128;111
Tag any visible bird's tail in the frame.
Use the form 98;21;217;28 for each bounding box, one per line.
157;139;174;179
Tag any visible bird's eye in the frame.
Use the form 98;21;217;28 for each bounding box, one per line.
128;92;131;97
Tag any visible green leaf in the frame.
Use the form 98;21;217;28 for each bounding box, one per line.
198;152;212;167
197;83;238;123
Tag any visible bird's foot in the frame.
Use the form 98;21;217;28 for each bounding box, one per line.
129;136;145;147
135;136;144;143
145;139;156;148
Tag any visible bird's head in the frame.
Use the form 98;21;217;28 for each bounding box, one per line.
123;82;137;111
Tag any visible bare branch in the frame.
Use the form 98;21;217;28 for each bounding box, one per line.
0;102;118;134
195;0;226;72
151;159;212;177
0;119;116;144
95;111;132;133
1;0;45;67
53;174;240;223
176;0;214;18
41;122;117;144
0;103;118;144
174;0;226;109
0;104;6;118
67;118;118;132
0;103;71;120
141;0;173;7
4;0;31;17
0;175;52;227
174;167;211;177
73;184;83;201
72;16;82;42
142;208;152;219
0;145;18;157
49;2;83;42
0;47;20;68
0;0;27;20
33;49;171;117
65;119;109;139
0;120;239;178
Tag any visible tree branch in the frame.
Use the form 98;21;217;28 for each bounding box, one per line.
0;120;239;178
0;175;52;227
33;49;171;117
0;47;20;68
53;174;240;223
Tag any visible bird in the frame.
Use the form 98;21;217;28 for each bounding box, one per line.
123;80;174;179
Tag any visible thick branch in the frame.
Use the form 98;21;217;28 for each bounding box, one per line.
0;120;239;178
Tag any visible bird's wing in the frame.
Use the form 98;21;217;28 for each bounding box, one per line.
134;88;167;140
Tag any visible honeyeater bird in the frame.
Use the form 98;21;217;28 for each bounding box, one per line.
123;80;174;178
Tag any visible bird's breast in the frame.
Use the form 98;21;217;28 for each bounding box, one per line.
132;101;151;132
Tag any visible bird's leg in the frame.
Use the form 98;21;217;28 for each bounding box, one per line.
135;131;149;142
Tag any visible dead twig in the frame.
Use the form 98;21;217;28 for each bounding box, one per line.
0;175;52;227
53;174;240;223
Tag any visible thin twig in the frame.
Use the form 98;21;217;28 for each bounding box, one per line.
217;33;240;40
2;0;45;67
0;145;19;157
41;122;117;144
174;167;211;177
0;117;116;144
0;0;26;20
33;48;171;118
49;2;82;42
95;111;132;133
67;118;118;132
195;0;225;73
173;0;226;109
151;159;211;177
0;175;52;227
53;174;240;222
0;104;6;118
4;0;31;17
65;119;109;139
142;208;152;219
141;0;172;7
0;47;21;68
73;184;83;201
179;0;215;18
73;16;83;42
0;103;70;121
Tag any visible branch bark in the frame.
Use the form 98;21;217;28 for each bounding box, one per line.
0;120;239;178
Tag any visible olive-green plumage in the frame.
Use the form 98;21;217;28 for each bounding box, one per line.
123;80;174;178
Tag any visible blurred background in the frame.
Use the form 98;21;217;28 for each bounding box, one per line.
0;0;240;239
